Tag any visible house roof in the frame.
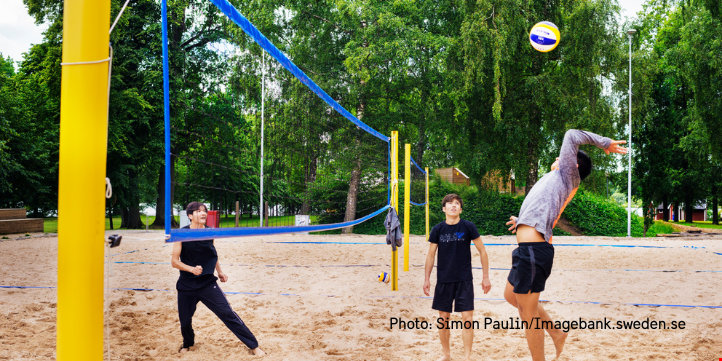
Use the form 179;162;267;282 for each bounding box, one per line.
454;167;469;179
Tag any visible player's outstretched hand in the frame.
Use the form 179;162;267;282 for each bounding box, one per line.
605;140;628;155
506;216;518;234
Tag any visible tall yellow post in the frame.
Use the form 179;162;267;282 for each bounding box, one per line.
404;144;410;271
390;131;399;290
57;0;111;359
426;167;430;241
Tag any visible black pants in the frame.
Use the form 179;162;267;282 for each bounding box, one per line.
178;281;258;349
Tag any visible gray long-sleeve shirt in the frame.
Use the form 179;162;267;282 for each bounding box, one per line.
516;130;612;243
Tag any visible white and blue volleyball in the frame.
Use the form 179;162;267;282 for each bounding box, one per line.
378;272;390;283
529;21;560;53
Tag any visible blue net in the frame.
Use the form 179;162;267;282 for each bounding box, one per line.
162;0;390;242
409;156;428;207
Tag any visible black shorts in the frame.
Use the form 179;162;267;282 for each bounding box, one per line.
508;242;554;294
432;280;474;313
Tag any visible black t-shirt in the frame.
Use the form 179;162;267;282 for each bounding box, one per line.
429;219;481;284
176;225;218;291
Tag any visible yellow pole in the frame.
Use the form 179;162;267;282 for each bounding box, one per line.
404;144;410;271
426;167;429;241
390;131;399;290
58;0;111;359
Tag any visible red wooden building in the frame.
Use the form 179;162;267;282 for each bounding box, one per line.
435;167;470;186
656;202;707;222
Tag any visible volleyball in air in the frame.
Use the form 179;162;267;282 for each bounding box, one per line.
529;21;560;52
378;272;390;283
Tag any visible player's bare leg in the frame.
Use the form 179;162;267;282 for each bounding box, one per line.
437;311;452;361
505;281;567;358
538;303;567;358
461;310;474;361
516;291;545;361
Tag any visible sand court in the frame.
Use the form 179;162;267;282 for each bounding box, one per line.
1;231;721;360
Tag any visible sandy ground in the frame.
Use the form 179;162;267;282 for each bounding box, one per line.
1;231;721;360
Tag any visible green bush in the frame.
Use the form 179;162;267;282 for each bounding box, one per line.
347;179;663;238
562;192;657;237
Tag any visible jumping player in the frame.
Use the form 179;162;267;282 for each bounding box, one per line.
504;130;627;360
423;194;492;361
171;202;266;356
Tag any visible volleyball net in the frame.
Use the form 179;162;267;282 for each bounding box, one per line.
162;0;390;242
409;155;428;207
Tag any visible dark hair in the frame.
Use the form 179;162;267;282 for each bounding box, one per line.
441;194;463;209
186;202;207;218
577;150;592;181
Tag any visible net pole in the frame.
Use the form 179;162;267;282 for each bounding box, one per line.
391;131;399;291
426;167;429;242
259;51;265;227
404;144;410;272
57;0;110;359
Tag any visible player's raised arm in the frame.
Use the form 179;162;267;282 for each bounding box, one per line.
557;130;615;176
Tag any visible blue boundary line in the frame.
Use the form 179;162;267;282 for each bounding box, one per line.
107;260;722;273
2;285;719;309
267;241;684;249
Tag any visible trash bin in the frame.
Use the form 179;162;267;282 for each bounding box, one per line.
206;210;220;228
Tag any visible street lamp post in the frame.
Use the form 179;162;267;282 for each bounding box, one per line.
627;29;636;237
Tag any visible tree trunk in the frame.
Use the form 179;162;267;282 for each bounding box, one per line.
713;194;719;225
151;164;166;229
342;155;363;234
684;196;693;223
342;22;368;235
662;196;669;221
150;157;178;229
108;206;114;230
301;154;317;215
120;207;128;228
126;206;143;229
525;141;539;194
525;106;541;193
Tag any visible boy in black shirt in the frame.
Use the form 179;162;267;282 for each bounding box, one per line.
171;202;266;356
423;194;492;361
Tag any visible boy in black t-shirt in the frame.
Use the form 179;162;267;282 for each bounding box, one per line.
423;194;492;361
171;202;266;356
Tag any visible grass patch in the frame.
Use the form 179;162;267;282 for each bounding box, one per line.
646;221;676;236
662;221;722;230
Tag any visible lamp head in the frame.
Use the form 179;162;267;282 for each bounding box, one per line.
627;29;637;36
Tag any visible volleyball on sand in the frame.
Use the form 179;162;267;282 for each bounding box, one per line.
529;21;560;52
378;272;390;283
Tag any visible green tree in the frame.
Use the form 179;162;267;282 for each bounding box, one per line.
458;0;623;193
